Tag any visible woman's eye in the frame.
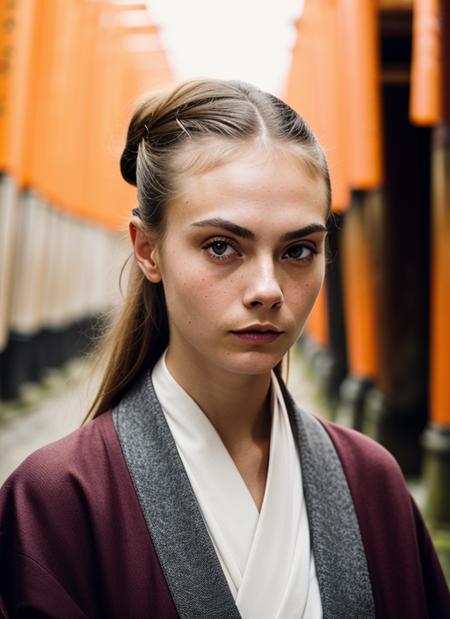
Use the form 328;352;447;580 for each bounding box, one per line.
203;239;238;260
284;244;314;261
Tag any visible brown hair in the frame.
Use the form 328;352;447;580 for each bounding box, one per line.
85;78;331;422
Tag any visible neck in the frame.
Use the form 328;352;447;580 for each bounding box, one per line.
164;347;273;451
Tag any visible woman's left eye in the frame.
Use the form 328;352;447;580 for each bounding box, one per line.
203;239;238;260
283;244;315;261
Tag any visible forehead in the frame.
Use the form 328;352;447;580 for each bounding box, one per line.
167;144;329;233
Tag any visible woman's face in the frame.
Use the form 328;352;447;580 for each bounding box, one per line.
145;144;328;377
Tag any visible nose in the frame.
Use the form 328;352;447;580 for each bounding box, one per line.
242;256;283;310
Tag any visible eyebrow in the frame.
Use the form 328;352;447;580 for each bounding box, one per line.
191;218;328;242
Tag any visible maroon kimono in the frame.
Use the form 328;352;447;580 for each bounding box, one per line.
0;373;449;618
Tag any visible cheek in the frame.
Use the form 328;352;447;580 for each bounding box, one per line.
160;254;236;326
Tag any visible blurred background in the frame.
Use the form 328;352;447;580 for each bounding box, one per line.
0;0;449;579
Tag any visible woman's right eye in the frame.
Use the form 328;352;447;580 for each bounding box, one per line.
203;239;239;261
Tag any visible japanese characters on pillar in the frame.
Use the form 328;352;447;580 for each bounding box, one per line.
410;0;442;125
0;0;16;173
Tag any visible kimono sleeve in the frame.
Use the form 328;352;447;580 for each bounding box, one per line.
0;448;97;618
0;428;111;619
1;553;87;618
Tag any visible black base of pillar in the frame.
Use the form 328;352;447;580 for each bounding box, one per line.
421;425;450;525
40;326;75;370
335;375;374;431
0;315;103;404
362;388;427;476
0;333;36;401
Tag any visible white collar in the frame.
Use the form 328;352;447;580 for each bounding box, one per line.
152;352;322;618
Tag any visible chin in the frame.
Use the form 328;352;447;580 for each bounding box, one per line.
219;350;285;377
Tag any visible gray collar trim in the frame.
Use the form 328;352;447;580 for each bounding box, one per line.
113;372;239;619
113;372;375;619
279;382;375;619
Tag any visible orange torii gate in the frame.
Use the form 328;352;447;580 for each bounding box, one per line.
411;0;450;523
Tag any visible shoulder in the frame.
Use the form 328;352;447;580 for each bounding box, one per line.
0;411;135;566
318;417;413;511
0;412;119;510
319;418;402;473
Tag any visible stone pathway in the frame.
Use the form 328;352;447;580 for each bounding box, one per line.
0;359;97;483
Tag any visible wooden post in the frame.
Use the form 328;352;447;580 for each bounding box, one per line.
0;0;21;400
336;192;380;430
420;0;450;524
0;0;40;400
334;0;383;429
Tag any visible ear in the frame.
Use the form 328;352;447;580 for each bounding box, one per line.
129;215;162;283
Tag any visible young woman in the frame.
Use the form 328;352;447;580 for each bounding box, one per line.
0;80;449;619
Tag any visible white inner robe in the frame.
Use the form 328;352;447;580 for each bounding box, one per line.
152;353;322;618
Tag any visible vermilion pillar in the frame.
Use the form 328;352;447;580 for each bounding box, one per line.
0;0;19;399
0;0;39;400
336;192;380;430
334;0;382;430
419;0;450;523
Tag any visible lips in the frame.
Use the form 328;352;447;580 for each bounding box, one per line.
233;324;283;334
231;324;284;344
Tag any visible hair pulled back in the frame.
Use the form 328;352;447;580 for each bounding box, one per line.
86;78;331;421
